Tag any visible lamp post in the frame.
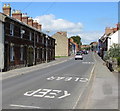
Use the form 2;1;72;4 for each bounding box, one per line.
46;30;50;63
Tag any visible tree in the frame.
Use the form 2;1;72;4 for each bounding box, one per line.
70;36;82;45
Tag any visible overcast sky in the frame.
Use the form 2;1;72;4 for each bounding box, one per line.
1;2;118;44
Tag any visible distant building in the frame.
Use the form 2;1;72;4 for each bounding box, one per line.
80;45;90;50
107;30;120;50
0;4;55;71
98;24;119;59
52;32;69;57
68;38;79;55
90;42;98;52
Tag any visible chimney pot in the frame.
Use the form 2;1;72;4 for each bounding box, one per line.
33;21;38;29
7;4;10;7
3;4;11;16
12;9;22;21
3;4;7;7
28;17;33;26
38;24;42;31
22;13;28;24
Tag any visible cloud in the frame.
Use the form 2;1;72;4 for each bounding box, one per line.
34;14;83;34
79;31;103;44
34;14;103;44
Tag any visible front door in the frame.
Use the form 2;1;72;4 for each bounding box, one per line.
27;47;34;66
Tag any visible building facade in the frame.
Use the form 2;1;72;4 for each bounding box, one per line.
0;13;5;71
52;32;69;57
107;30;120;50
90;42;98;52
68;38;79;55
98;25;119;59
0;4;55;71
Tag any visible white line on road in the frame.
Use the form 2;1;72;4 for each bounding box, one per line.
10;104;41;109
72;53;96;109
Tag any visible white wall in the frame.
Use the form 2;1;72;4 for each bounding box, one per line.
0;15;5;70
108;30;120;50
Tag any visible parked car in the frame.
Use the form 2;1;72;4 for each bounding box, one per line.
75;53;83;60
83;50;88;54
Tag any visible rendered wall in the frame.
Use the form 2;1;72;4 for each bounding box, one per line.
0;14;5;70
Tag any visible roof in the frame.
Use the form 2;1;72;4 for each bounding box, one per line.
0;12;55;40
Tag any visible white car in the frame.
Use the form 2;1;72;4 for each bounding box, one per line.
75;53;83;60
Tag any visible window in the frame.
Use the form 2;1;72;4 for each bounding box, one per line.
10;45;14;61
37;35;39;43
20;47;24;61
10;23;14;36
42;48;44;59
29;32;32;41
42;37;44;44
21;29;25;38
37;48;39;59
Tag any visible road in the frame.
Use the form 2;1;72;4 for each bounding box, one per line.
2;52;95;109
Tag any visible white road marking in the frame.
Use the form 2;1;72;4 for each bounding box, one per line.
24;89;41;96
75;77;79;81
65;77;72;81
44;89;61;98
82;62;94;64
47;76;55;80
73;53;96;109
79;78;88;82
47;76;88;82
33;89;51;98
10;104;40;109
24;89;70;99
56;77;65;80
58;90;71;99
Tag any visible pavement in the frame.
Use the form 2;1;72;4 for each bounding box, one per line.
85;53;118;109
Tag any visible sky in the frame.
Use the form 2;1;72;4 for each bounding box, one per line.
1;2;118;44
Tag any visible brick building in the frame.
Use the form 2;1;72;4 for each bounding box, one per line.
90;42;98;52
0;4;55;71
68;38;79;55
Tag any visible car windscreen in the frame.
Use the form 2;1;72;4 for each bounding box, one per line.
76;54;82;55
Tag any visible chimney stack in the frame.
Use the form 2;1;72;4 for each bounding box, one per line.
105;27;113;35
22;13;28;24
12;10;22;21
28;17;33;26
38;24;42;31
33;20;38;29
3;4;11;16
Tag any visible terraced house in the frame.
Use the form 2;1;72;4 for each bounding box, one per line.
0;4;55;71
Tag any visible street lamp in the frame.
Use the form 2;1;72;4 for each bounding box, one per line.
46;30;50;63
